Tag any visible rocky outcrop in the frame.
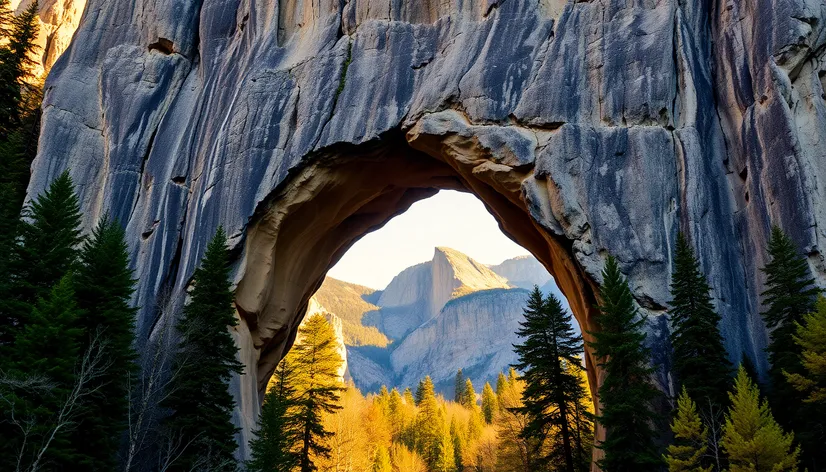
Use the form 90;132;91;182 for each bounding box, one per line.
311;250;557;395
490;254;553;289
12;0;85;76
390;288;530;392
30;0;826;463
371;247;510;339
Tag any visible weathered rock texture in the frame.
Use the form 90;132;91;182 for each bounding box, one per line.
12;0;85;76
30;0;826;463
323;249;553;394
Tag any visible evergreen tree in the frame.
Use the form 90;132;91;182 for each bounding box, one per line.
3;275;82;469
287;313;345;472
462;378;477;409
784;295;826;404
247;358;302;472
760;226;821;467
414;376;453;470
454;369;466;404
721;367;799;472
664;388;712;472
65;216;138;470
481;382;497;424
403;387;415;406
588;256;661;470
0;1;38;135
784;295;826;452
514;286;592;472
668;233;733;407
162;227;244;471
1;171;82;349
495;372;508;411
416;377;431;406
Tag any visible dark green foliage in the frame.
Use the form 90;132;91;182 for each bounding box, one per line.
2;275;82;469
247;359;302;472
668;233;733;408
0;1;38;135
481;382;496;424
162;227;244;471
514;286;592;472
454;369;466;405
68;216;138;470
760;226;823;469
588;256;662;471
1;171;82;349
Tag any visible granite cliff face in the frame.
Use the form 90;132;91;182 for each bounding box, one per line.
29;0;826;461
310;250;555;395
370;247;511;339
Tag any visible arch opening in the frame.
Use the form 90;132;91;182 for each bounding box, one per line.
233;126;603;409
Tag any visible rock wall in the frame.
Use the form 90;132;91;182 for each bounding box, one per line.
29;0;826;463
390;287;530;391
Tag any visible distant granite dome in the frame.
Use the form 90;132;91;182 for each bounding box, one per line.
308;248;562;395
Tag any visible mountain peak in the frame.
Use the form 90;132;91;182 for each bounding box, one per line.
430;247;510;316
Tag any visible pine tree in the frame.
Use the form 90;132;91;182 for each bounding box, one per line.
247;358;302;472
1;171;82;349
414;376;451;470
162;227;244;471
588;256;662;470
784;295;826;404
416;377;431;406
454;369;466;404
481;382;497;424
287;313;345;472
514;286;592;471
0;1;38;136
64;216;138;470
664;388;712;472
783;295;826;453
721;366;799;472
462;378;477;409
760;226;821;467
403;387;415;406
496;372;508;411
669;233;733;407
3;275;82;469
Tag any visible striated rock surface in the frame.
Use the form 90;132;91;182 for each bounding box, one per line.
12;0;85;76
310;250;558;395
390;287;531;392
490;254;553;289
30;0;826;462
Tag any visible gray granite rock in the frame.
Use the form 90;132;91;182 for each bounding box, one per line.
30;0;826;461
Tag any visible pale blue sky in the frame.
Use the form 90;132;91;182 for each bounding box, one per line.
327;190;531;290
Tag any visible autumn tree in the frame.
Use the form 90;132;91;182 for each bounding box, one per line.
481;382;497;424
721;366;799;472
664;388;712;472
287;313;346;472
588;256;661;470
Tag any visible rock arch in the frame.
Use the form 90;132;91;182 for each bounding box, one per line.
29;0;826;465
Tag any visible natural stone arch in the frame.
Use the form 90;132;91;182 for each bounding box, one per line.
236;124;602;401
